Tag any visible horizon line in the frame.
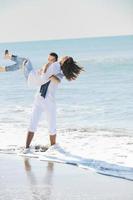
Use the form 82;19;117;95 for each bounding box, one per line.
0;33;133;45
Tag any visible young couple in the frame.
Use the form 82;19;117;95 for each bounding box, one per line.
0;50;83;153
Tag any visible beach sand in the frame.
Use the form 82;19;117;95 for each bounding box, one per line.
0;154;133;200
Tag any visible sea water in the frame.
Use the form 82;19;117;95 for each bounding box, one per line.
0;35;133;180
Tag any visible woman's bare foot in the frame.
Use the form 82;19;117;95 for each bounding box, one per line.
4;49;12;60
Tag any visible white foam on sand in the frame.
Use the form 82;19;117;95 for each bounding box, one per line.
0;134;133;181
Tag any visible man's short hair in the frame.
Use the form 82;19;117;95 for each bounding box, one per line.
49;52;58;61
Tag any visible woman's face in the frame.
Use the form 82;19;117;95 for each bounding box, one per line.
60;56;69;65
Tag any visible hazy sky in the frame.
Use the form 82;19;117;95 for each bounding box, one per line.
0;0;133;42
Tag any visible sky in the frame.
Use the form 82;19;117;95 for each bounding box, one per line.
0;0;133;43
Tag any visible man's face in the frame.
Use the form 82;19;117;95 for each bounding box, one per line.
48;55;56;64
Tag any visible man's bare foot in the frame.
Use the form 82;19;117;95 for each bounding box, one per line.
50;134;56;145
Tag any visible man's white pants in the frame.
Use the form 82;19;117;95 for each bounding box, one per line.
28;95;56;135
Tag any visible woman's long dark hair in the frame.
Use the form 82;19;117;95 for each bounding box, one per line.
61;57;84;81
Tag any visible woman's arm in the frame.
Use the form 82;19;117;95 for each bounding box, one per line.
49;75;61;84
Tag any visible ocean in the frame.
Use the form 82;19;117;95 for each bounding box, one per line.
0;35;133;180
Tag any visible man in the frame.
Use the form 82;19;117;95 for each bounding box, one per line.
0;50;63;153
23;52;64;153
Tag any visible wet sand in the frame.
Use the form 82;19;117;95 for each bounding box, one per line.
0;154;133;200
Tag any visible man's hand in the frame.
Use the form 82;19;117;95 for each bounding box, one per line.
0;66;6;72
49;75;61;84
37;63;49;75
